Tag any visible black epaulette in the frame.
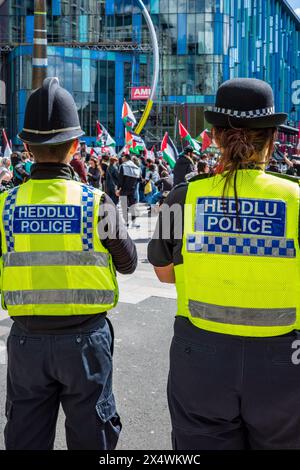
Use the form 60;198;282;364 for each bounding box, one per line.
265;171;300;185
173;181;188;190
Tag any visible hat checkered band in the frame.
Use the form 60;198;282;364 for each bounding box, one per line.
211;106;275;119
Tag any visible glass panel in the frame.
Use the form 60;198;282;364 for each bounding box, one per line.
169;0;177;14
178;0;187;13
187;13;196;54
73;58;82;92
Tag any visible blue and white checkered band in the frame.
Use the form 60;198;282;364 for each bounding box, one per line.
210;106;275;118
81;185;95;251
187;234;296;258
3;187;19;253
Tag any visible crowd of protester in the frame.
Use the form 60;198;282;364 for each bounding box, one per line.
0;140;299;227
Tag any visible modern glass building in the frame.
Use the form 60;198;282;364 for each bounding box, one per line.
0;0;299;148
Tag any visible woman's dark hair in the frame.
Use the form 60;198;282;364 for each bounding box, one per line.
90;157;99;169
149;163;157;172
213;127;277;227
197;161;208;174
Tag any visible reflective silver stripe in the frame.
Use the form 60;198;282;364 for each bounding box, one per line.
189;300;296;327
3;251;109;267
4;290;115;306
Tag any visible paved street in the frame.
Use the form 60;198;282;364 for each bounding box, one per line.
0;210;178;450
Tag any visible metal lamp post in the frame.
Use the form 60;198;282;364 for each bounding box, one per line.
32;0;48;89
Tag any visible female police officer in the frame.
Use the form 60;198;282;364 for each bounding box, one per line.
148;78;300;450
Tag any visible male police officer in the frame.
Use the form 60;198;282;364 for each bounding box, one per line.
2;77;137;450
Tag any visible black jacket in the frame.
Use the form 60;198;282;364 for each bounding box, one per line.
173;155;195;186
87;166;101;188
118;160;141;195
155;176;173;193
9;163;137;334
106;164;119;196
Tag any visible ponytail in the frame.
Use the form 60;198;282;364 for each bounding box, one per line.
213;127;277;227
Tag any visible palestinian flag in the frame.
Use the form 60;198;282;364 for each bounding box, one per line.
126;130;146;155
198;129;212;152
90;148;100;158
161;132;178;169
178;121;201;153
96;121;116;148
2;128;12;158
122;100;137;131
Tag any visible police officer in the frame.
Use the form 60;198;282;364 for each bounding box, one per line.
148;78;300;450
2;77;137;450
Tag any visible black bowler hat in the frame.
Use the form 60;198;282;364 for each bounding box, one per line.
18;77;85;145
205;78;287;129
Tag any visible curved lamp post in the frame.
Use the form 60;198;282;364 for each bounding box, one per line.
134;0;159;135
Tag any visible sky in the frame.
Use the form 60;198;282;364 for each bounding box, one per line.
288;0;300;17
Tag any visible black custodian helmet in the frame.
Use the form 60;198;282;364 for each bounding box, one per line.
18;77;85;145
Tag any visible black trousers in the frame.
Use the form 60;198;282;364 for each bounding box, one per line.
120;193;137;224
168;317;300;450
4;318;121;450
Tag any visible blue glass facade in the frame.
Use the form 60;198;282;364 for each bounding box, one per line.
0;0;299;146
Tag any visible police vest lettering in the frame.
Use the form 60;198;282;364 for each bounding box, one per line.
13;205;82;234
195;197;286;237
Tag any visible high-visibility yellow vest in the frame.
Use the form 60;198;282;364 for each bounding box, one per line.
176;169;300;337
0;179;118;316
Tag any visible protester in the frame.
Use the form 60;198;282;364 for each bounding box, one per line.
0;157;13;192
132;156;142;203
0;157;12;181
290;159;300;177
173;146;195;186
197;160;210;175
151;170;174;205
87;157;101;189
23;151;34;175
70;150;87;183
156;157;169;176
80;141;90;163
267;158;280;173
106;155;119;205
100;154;110;191
145;163;160;184
117;152;141;228
13;151;30;184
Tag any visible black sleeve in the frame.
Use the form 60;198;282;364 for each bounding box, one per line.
118;165;125;190
155;179;161;190
147;184;188;267
88;170;99;181
98;194;137;274
111;166;119;186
